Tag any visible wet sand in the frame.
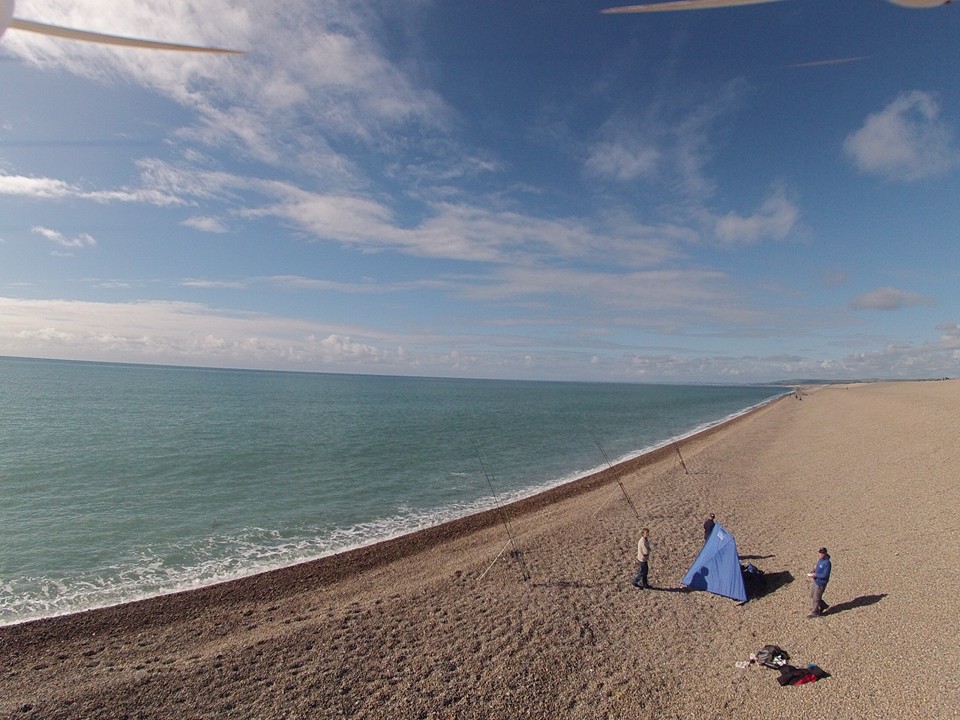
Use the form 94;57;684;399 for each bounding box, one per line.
3;380;960;719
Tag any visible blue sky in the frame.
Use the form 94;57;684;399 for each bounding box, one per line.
2;0;959;383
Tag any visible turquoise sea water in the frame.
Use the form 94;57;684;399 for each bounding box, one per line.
0;356;786;626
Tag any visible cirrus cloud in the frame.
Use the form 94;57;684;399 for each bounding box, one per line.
31;225;97;249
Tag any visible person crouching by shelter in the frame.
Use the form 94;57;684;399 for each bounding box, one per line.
631;528;651;589
806;547;832;617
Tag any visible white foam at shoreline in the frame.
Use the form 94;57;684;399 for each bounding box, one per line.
0;390;787;627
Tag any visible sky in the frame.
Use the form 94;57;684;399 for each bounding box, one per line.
1;0;959;383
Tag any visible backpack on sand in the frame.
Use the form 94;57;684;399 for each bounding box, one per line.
755;644;789;668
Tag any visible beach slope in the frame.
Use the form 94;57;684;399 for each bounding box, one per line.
3;380;959;719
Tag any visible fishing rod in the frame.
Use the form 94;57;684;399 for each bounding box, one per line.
592;433;641;520
474;444;531;582
675;444;690;475
675;443;719;478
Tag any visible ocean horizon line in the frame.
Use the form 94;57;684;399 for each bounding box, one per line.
0;353;805;387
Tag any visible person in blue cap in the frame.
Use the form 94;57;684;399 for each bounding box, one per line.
807;547;832;617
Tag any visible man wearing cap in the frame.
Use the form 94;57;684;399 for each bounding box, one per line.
806;547;832;617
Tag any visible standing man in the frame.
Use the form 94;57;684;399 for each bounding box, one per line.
703;513;716;543
631;528;651;589
806;547;832;617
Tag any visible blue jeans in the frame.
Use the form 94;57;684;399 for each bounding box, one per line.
632;561;649;587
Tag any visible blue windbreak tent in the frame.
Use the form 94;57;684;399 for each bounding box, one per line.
681;522;747;602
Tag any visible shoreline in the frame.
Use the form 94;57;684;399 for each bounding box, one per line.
1;389;787;632
6;380;959;719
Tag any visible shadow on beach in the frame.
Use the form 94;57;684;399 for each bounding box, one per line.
746;570;794;600
824;593;887;616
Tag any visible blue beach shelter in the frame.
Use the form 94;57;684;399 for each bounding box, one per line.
681;522;747;603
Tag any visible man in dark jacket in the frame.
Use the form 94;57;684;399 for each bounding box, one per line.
806;547;832;617
703;513;715;543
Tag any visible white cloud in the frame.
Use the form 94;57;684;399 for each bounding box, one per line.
843;90;960;182
6;156;686;269
266;275;451;294
938;322;960;349
585;140;661;182
459;266;758;331
583;81;744;198
850;286;935;311
0;171;187;206
4;2;718;274
619;333;960;381
6;0;452;186
181;216;229;233
313;334;389;363
0;174;76;198
713;190;799;246
31;225;96;248
2;295;958;382
179;279;247;289
0;296;404;370
3;3;957;386
7;0;249;60
237;178;680;266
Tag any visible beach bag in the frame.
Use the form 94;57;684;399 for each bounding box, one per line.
741;563;765;596
755;644;789;668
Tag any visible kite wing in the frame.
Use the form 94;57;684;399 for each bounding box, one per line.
602;0;784;13
8;18;243;53
600;0;949;16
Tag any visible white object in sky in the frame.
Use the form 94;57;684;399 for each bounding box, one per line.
0;0;242;53
602;0;951;13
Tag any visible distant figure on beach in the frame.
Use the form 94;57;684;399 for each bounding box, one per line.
703;513;715;543
631;528;651;589
806;547;832;617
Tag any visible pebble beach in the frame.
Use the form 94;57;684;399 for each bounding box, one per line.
2;379;959;719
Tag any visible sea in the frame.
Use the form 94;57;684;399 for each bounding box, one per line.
0;356;787;626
